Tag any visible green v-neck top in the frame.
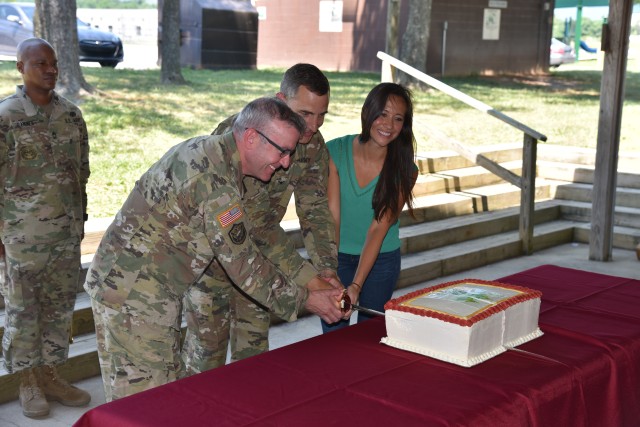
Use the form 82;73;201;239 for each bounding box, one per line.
326;134;400;255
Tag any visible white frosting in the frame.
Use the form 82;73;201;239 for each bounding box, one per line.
382;282;543;367
503;299;543;347
380;336;507;367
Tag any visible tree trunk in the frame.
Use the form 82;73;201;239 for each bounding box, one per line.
398;0;432;87
160;0;186;85
34;0;94;100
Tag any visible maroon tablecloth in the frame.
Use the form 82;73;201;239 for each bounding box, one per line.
74;265;640;426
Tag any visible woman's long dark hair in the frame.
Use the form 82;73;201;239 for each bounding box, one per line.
359;83;416;221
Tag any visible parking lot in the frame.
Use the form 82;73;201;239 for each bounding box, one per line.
0;40;158;70
79;41;158;70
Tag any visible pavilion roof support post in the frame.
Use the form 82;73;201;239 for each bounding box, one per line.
520;134;537;255
575;0;584;61
589;0;633;261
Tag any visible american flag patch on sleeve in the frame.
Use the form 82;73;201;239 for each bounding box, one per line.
217;204;243;228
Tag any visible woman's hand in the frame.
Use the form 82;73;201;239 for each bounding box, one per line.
346;282;362;307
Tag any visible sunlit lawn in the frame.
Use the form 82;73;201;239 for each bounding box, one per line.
0;47;638;219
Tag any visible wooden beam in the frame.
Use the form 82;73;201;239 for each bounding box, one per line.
520;134;537;255
589;0;634;261
376;51;547;142
425;126;522;187
380;59;395;83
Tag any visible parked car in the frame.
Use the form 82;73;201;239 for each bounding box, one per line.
0;2;123;67
550;38;576;68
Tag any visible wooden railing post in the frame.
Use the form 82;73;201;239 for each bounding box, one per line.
520;134;537;255
381;59;394;83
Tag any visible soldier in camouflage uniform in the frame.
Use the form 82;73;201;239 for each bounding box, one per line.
0;38;91;418
84;97;345;402
182;64;340;373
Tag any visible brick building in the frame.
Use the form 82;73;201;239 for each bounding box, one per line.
81;0;555;76
253;0;554;75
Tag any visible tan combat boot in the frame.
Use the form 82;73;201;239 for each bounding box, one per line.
19;368;50;418
37;365;91;407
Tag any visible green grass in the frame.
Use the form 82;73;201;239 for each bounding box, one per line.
1;52;638;219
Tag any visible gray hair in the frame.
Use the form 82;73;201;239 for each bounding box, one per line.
233;97;306;138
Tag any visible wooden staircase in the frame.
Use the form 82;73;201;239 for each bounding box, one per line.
1;143;639;403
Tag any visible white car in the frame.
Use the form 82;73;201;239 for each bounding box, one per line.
550;38;576;67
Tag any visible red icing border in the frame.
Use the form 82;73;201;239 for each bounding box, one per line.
384;279;542;327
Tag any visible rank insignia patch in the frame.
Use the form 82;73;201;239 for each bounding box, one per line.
20;146;38;160
217;204;243;228
228;222;246;244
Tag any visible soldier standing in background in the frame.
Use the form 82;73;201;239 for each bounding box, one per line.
181;63;339;372
0;38;91;418
84;97;345;402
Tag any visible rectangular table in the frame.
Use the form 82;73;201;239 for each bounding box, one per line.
74;265;640;426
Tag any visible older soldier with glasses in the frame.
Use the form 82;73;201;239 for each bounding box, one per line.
85;97;345;401
250;128;295;157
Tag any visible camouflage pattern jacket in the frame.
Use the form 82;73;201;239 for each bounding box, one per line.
84;133;308;321
0;85;90;244
213;116;338;288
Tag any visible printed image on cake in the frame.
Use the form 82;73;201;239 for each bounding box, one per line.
381;279;543;367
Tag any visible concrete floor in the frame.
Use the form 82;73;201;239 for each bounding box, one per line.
0;242;637;426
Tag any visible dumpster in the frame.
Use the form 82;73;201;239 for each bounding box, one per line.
178;0;258;69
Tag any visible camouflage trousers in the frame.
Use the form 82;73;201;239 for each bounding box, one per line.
0;237;80;373
181;259;270;375
91;297;183;402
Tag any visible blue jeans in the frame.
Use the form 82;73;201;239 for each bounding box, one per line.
321;248;400;334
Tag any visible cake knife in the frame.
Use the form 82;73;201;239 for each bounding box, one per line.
340;293;385;317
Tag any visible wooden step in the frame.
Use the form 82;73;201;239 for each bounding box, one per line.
397;220;576;289
81;216;116;256
538;161;640;190
416;143;523;173
402;181;553;226
399;201;563;254
412;160;522;197
282;158;525;222
573;223;640;251
537;145;640;172
558;200;640;229
549;181;640;209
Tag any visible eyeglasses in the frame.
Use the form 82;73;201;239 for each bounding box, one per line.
252;128;294;158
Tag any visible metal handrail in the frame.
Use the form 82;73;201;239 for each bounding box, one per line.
377;51;547;255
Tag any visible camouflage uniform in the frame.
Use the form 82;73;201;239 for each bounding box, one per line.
181;115;337;373
0;85;90;373
84;132;309;401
